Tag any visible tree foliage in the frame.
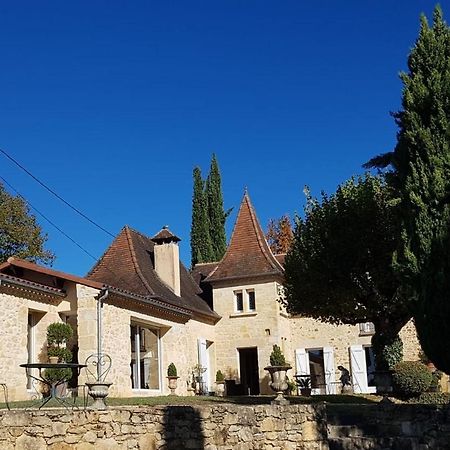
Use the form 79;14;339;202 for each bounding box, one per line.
190;167;213;267
365;7;450;373
283;175;410;369
190;154;229;266
205;154;227;261
266;215;293;254
0;183;54;265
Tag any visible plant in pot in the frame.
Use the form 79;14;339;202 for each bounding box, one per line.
215;370;225;396
264;345;291;405
298;376;312;396
44;322;74;396
167;363;179;395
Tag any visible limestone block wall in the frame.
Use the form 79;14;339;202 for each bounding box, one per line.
399;319;421;361
289;317;372;373
98;298;216;397
213;280;284;393
0;288;67;401
1;404;449;449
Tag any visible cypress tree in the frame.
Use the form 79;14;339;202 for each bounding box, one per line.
190;167;213;267
205;154;227;261
366;7;450;372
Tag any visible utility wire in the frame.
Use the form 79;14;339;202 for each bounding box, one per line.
0;147;115;238
0;175;137;293
0;175;99;261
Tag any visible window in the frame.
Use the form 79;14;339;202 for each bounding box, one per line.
235;291;244;312
247;290;256;311
359;322;375;336
130;324;160;390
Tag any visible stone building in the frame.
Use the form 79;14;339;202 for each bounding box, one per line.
0;192;422;402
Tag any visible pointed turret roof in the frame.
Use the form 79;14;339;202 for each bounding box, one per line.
87;226;219;323
206;192;284;283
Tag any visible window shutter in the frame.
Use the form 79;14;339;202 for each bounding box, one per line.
295;348;310;375
350;345;369;393
323;347;336;394
197;338;210;390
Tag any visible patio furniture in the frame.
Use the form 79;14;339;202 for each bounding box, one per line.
0;383;10;410
20;362;86;410
83;353;112;410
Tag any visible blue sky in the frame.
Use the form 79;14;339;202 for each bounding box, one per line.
0;1;445;275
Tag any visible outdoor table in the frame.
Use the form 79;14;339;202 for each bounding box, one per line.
20;363;86;409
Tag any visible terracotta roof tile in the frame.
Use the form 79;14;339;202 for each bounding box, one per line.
151;226;181;243
206;192;283;282
87;226;219;323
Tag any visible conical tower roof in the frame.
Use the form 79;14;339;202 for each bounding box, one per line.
206;192;283;282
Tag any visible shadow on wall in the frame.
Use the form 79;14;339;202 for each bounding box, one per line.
163;406;205;450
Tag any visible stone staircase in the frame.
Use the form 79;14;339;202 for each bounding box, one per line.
325;404;450;450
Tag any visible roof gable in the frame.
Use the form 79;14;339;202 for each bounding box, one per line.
87;226;219;322
206;192;283;282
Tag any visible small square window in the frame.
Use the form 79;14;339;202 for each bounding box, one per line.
248;290;256;310
235;291;243;312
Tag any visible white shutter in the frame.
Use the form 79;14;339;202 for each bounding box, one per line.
295;348;310;375
350;345;369;393
197;338;210;391
323;347;336;394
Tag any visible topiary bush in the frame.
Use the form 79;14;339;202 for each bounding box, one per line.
270;345;286;366
215;370;225;382
392;361;433;399
167;363;177;377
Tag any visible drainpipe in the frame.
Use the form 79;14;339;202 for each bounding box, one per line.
96;288;109;380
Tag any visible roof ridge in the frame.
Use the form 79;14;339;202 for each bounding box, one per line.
125;227;155;296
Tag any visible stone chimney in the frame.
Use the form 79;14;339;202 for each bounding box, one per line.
151;226;181;296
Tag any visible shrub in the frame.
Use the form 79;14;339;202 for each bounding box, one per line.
270;345;286;366
47;322;73;346
372;333;403;370
410;392;450;405
215;370;225;382
392;361;433;398
167;363;177;377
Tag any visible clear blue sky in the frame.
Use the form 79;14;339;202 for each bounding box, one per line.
0;1;445;275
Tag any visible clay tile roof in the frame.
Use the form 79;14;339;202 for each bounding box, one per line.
206;192;284;282
151;226;181;244
87;226;219;323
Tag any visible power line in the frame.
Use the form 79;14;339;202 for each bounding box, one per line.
0;175;137;292
0;147;115;238
0;176;99;261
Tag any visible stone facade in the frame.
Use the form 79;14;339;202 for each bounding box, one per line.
0;404;449;449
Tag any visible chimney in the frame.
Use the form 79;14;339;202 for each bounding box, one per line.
151;226;181;296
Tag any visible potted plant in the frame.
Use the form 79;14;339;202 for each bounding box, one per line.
192;364;207;395
298;376;312;396
264;345;291;405
44;322;74;396
215;370;225;396
167;362;179;395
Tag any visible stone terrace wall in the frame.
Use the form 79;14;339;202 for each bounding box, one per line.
0;403;449;449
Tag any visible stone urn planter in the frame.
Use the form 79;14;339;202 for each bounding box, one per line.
265;345;291;405
265;365;292;404
374;370;393;395
86;381;112;410
167;376;179;395
215;381;225;397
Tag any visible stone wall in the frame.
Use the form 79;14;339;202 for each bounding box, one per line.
0;403;449;449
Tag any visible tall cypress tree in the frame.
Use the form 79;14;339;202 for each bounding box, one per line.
206;154;227;261
366;7;450;372
190;167;213;267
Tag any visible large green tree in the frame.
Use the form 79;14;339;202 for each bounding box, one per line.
365;7;450;372
284;175;409;370
0;183;54;265
205;154;227;261
190;167;213;267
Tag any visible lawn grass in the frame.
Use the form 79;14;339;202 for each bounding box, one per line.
0;393;380;410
